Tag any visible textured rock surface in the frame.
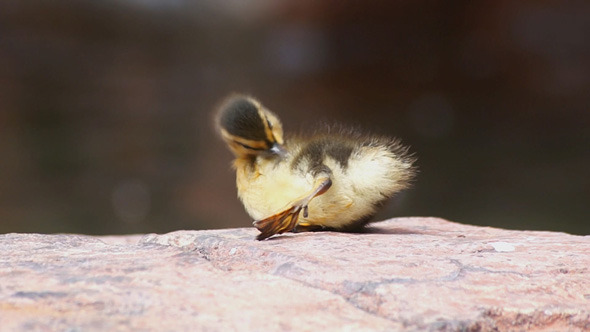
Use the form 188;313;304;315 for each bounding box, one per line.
1;217;589;331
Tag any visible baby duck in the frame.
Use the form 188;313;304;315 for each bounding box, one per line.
216;94;416;240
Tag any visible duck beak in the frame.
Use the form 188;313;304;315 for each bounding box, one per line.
269;143;287;156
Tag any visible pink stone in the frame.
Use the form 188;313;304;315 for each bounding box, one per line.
0;217;589;330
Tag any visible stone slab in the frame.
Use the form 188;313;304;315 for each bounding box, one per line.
1;217;589;331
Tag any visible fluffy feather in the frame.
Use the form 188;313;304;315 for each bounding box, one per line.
216;95;416;240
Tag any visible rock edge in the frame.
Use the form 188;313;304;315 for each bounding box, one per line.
1;217;589;331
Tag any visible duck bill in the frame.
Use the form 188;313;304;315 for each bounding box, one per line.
269;143;287;156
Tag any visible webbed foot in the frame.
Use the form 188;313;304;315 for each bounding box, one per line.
253;203;306;240
252;176;332;240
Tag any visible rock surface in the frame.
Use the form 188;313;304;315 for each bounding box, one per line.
1;217;589;331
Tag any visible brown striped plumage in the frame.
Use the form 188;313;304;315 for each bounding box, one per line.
216;94;416;240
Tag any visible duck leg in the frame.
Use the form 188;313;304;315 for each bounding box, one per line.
253;176;332;240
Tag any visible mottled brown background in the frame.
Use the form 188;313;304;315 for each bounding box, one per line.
1;1;588;235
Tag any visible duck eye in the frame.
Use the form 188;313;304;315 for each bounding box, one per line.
236;141;264;151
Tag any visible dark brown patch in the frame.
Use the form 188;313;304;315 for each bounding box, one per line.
218;97;267;141
291;137;354;173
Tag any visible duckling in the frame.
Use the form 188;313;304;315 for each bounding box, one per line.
215;94;416;240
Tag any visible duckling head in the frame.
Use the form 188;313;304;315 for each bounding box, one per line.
216;94;286;158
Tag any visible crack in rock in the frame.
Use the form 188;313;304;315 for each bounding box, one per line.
3;218;581;330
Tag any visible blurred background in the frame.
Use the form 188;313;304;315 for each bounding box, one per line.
1;1;588;235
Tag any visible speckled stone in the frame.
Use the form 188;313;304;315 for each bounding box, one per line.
1;217;589;331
